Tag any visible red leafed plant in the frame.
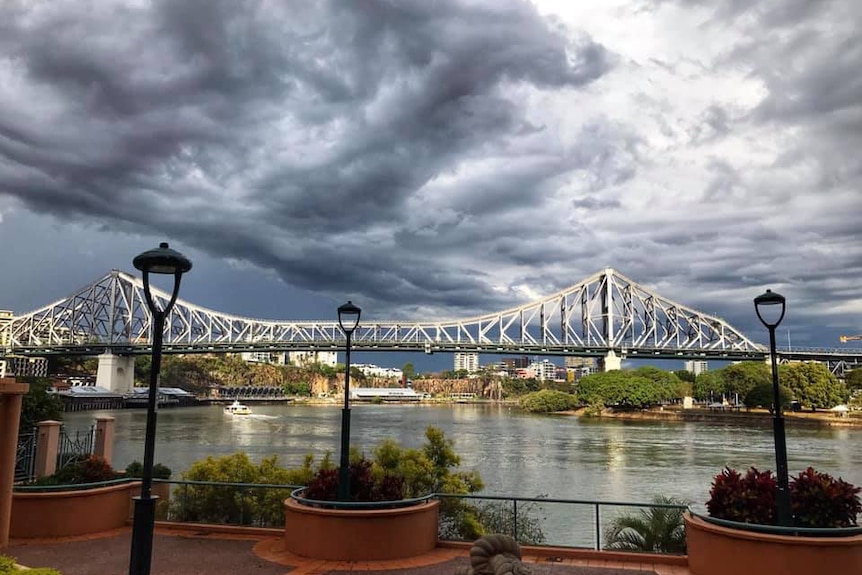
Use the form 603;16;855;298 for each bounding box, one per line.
303;458;405;503
706;467;777;525
790;467;861;528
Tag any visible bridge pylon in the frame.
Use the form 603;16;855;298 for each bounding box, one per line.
95;353;135;394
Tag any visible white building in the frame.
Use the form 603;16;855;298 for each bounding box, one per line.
241;351;286;365
289;351;338;368
454;352;479;373
684;360;709;377
354;363;403;379
528;359;558;381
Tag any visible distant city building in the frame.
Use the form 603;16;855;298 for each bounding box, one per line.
0;310;11;347
528;359;558;381
684;360;709;376
454;352;480;373
241;351;286;365
289;351;338;368
564;356;596;369
354;363;403;379
502;356;530;371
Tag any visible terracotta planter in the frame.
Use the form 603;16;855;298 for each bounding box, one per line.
11;481;140;539
685;512;862;575
283;497;440;561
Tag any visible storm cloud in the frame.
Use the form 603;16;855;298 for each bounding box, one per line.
0;0;860;345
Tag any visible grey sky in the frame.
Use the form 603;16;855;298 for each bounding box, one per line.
1;0;860;353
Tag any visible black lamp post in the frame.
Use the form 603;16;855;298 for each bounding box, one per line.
754;288;792;526
336;301;361;501
129;243;192;575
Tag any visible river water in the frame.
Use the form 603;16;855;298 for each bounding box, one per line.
63;403;862;509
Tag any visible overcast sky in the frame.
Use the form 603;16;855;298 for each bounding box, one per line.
1;0;860;362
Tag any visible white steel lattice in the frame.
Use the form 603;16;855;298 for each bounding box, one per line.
4;268;766;358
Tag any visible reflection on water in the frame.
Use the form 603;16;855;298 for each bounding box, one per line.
64;404;862;506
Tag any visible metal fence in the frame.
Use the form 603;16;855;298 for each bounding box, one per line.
150;480;687;554
14;427;37;483
56;424;96;470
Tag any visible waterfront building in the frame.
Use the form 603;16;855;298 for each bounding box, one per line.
354;363;403;378
3;356;48;378
685;360;709;376
454;352;479;373
288;351;337;367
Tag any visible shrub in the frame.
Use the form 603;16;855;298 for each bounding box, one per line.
706;467;776;525
125;460;172;480
304;458;405;502
34;455;119;486
604;496;688;554
519;390;578;413
0;555;61;575
790;467;861;528
707;466;862;528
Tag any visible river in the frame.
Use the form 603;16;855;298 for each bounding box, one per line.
63;403;862;509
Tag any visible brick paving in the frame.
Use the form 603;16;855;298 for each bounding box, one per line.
5;527;691;575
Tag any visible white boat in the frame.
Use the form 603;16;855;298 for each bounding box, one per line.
224;400;252;416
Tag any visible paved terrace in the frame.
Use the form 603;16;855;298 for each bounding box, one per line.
5;525;691;575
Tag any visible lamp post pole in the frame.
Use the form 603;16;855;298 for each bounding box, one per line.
754;289;792;527
129;243;191;575
337;330;353;501
336;301;361;502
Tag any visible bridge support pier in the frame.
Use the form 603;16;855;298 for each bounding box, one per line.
95;353;135;394
599;350;622;372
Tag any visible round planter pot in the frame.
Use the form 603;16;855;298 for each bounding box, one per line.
283;497;440;561
11;481;141;539
685;512;862;575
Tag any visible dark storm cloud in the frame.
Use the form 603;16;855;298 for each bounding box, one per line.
0;0;613;314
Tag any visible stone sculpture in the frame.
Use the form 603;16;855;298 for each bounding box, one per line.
455;534;531;575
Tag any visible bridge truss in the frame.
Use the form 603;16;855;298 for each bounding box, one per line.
3;268;770;362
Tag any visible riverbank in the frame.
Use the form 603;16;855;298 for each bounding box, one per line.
583;407;862;428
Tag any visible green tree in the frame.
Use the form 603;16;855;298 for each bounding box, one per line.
692;371;726;402
402;362;416;381
631;366;686;401
578;371;662;409
604;496;688;554
844;369;862;394
721;362;770;400
779;362;847;410
673;370;696;383
744;382;792;412
519;390;578;413
19;377;63;432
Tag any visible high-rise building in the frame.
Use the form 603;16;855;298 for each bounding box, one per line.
528;359;558;381
564;356;597;369
454;352;480;373
684;360;709;376
0;310;12;347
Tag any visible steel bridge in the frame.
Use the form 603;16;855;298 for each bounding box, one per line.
2;268;861;375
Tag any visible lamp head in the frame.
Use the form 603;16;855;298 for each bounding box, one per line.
754;289;786;329
338;301;361;334
133;242;192;275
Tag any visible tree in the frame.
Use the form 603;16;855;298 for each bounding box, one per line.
845;369;862;394
402;362;416;381
779;362;847;410
673;370;696;383
693;371;726;402
519;390;578;413
721;362;770;400
744;382;792;412
578;371;662;409
19;377;63;432
631;366;686;401
604;495;688;554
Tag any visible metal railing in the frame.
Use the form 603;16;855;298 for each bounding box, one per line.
145;480;686;553
56;424;96;470
14;427;37;483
